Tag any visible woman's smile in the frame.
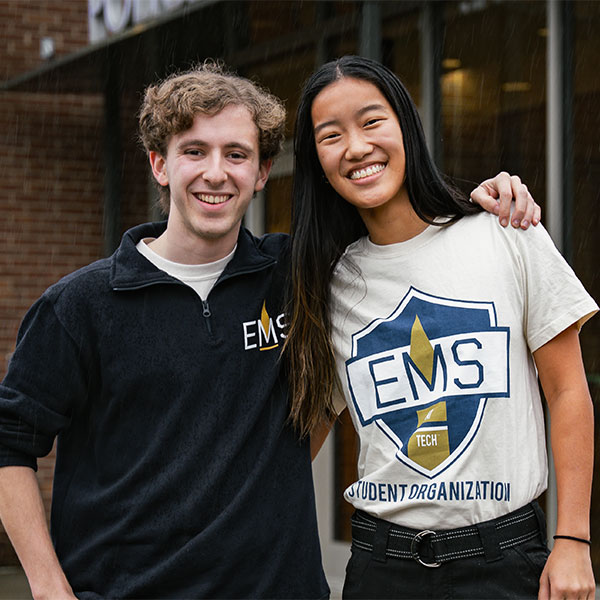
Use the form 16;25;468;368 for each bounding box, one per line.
348;163;387;181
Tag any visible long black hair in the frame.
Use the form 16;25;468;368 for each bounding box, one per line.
285;56;481;437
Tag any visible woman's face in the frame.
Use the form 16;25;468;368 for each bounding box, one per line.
311;77;408;216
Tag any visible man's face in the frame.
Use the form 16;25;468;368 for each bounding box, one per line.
150;105;271;258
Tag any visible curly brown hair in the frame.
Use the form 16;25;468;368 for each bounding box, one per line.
138;60;286;213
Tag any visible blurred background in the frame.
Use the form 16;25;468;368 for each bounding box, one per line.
0;0;598;596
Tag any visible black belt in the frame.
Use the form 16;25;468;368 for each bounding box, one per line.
351;502;544;567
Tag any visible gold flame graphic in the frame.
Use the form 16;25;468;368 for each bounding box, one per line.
407;401;450;470
406;317;450;470
261;301;270;333
260;301;278;351
409;315;434;384
416;401;447;428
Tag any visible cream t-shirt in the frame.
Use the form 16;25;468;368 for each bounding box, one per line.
330;212;597;529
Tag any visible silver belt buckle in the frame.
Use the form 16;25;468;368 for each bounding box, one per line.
410;529;441;568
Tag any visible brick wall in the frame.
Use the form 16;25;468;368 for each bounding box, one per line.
0;0;151;566
0;0;89;80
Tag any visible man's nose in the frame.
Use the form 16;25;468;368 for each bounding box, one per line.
202;155;227;185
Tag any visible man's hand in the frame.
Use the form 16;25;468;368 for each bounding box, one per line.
0;467;76;600
470;171;541;230
32;585;78;600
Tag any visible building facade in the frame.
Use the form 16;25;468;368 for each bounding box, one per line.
1;0;598;591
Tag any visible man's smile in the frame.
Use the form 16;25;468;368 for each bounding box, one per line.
194;193;232;205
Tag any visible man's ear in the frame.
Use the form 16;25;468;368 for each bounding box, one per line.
149;151;169;187
254;159;273;193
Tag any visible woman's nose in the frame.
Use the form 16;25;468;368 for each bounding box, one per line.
344;130;372;160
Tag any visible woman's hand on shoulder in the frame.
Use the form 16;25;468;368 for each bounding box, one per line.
470;171;541;230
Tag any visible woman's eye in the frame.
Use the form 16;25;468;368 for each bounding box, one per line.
319;132;339;142
365;118;382;127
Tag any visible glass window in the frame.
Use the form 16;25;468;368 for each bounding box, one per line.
265;174;292;234
382;6;421;103
246;1;317;45
442;1;546;201
328;33;359;61
573;0;600;575
245;48;317;137
245;50;317;236
246;0;357;47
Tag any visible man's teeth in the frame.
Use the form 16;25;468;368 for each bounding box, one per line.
349;164;386;180
199;194;229;204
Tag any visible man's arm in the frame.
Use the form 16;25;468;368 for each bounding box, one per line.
470;171;541;229
0;466;75;600
533;325;595;600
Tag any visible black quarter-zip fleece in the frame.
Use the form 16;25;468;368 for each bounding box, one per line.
0;222;328;599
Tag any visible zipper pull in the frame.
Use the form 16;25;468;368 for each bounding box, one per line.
202;299;211;318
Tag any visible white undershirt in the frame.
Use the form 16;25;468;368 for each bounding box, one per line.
136;238;236;300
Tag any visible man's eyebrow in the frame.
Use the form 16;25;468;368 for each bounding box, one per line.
313;103;389;136
176;139;255;154
224;142;255;154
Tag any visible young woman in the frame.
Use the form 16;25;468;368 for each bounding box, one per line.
286;56;596;599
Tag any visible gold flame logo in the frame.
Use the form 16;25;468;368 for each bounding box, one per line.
406;315;450;470
410;315;434;384
260;301;278;351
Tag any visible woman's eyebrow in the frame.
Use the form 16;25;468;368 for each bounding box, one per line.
356;103;388;117
313;103;389;136
314;119;339;136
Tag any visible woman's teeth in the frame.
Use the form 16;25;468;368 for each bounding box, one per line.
349;164;386;180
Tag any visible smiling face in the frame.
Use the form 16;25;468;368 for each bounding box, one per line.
311;77;411;234
149;104;271;262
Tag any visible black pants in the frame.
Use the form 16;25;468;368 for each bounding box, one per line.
343;508;550;600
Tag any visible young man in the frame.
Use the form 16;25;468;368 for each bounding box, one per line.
0;63;538;599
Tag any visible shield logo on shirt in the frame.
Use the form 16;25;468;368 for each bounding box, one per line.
345;287;510;478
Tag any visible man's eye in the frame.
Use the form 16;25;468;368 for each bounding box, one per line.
185;149;203;156
228;152;246;160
